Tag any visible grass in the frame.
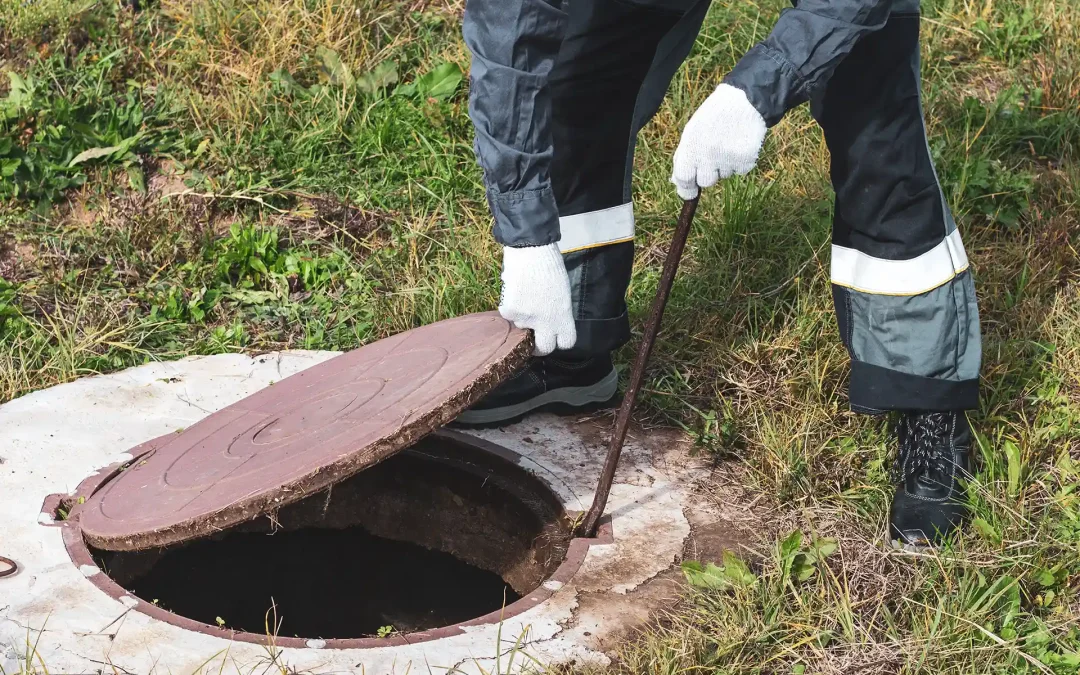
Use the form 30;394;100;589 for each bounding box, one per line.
1;0;1079;672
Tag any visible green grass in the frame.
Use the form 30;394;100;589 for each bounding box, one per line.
2;0;1079;672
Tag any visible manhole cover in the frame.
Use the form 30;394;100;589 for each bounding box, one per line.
79;312;531;551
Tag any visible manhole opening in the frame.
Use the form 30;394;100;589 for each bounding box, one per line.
89;435;571;640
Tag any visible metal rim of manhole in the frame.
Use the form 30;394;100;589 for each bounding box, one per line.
0;556;17;578
53;430;612;649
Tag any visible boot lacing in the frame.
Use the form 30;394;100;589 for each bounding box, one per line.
894;412;953;483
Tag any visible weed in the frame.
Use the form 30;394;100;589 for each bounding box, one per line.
973;6;1045;64
0;0;95;44
215;223;283;288
0;5;184;205
0;278;20;334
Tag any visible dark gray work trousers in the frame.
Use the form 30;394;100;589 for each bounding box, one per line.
549;0;981;412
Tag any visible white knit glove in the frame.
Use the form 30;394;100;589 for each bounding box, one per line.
671;83;768;200
499;243;577;356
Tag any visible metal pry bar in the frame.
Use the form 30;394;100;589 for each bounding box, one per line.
577;197;699;538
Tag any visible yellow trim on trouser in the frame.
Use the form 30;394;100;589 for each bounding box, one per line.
832;264;970;297
560;236;636;255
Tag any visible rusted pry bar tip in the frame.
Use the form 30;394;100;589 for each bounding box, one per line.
576;197;699;539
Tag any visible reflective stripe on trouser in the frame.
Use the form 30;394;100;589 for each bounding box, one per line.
548;0;710;359
813;8;981;412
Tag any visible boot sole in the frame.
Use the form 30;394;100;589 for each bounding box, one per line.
452;368;620;429
889;537;934;553
888;522;955;552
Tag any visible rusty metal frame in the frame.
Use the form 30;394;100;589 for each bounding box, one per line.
44;430;611;649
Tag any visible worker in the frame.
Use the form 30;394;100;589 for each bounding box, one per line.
454;0;981;549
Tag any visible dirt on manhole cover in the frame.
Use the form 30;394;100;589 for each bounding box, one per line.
77;312;532;552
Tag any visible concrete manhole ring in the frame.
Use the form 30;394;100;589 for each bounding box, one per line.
51;430;611;649
0;350;722;673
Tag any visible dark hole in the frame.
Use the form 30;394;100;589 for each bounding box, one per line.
117;526;522;637
91;435;570;640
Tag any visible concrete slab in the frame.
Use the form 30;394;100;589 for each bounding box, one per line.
0;351;731;674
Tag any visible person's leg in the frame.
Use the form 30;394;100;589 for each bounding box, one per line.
456;0;710;427
550;0;711;359
811;0;981;546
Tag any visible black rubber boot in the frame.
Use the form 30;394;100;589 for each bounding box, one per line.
889;411;973;548
453;354;619;428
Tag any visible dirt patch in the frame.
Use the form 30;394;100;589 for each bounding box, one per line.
556;459;766;654
147;159;191;198
562;504;761;652
276;197;391;250
93;180;216;250
957;64;1015;104
683;518;759;562
66;197;98;229
564;571;684;653
568;416;700;469
0;236;37;283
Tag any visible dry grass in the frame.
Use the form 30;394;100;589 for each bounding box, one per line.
157;0;464;129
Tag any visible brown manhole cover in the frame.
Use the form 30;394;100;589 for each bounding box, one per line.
78;312;532;552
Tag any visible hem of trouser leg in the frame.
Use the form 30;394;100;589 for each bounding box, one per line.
560;312;631;359
849;360;979;412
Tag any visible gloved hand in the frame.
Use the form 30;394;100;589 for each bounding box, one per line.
499;243;577;356
671;83;768;200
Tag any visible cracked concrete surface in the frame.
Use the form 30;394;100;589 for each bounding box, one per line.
0;352;746;673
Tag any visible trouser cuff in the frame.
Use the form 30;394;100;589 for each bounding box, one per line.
849;360;979;413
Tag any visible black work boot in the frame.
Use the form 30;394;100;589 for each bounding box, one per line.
889;411;973;548
454;354;619;428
